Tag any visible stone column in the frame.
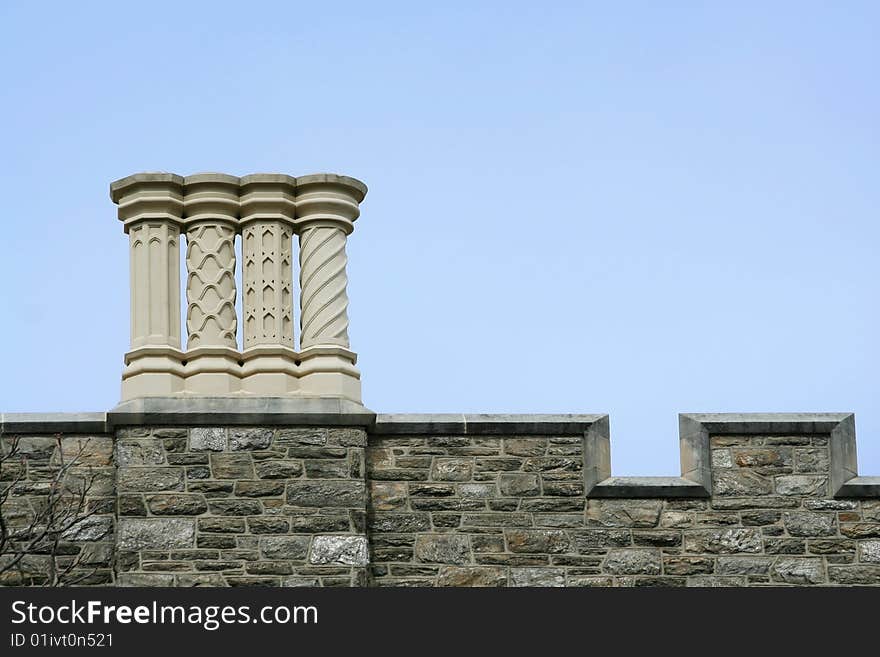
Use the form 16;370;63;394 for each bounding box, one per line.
182;174;241;393
238;174;299;394
111;173;186;399
294;174;367;402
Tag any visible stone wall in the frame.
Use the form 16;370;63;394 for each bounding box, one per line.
367;430;880;586
0;433;115;585
1;412;878;587
114;426;368;587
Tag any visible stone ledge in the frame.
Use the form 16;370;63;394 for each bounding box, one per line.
373;413;605;436
0;412;110;434
109;397;376;427
589;477;710;498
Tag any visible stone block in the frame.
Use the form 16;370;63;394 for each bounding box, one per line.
255;460;303;479
431;458;473;481
505;529;569;554
230;428;274;451
586;499;662;528
147;494;208;515
369;482;408;511
310;536;369;565
771;557;824;584
713;470;772;496
118;467;184;492
510;567;566;587
117;518;195;550
437;566;506;587
603;549;661;575
260;536;311;560
211;454;255;479
190;428;227;451
504;439;547;456
860;541;880;563
286;481;365;508
684;528;762;554
498;473;540;496
414;535;471;564
783;512;836;537
775;475;827;496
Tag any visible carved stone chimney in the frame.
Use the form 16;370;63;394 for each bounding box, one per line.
110;172;367;403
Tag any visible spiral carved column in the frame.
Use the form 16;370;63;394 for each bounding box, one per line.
182;174;241;394
239;174;299;394
111;173;186;399
294;174;367;402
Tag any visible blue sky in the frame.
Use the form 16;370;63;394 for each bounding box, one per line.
1;1;878;475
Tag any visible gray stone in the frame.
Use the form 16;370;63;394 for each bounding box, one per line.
235;481;285;497
459;483;496;499
684;528;762;554
414;535;471;564
207;500;263;516
328;428;367;447
211;454;254;479
775;475;827;496
431;458;473;481
117;518;195;550
794;448;830;473
771;557;824;584
147;494;208;515
828;565;880;585
276;428;326;446
304;459;350;479
247;517;290;534
570;529;632;551
716;556;772;575
713;470;772;496
230;428;273;451
310;536;369;565
108;397;375;428
859;540;880;563
369;514;431;533
437;566;506;587
498;473;540;496
117;573;175;586
287;481;365;508
255;460;303;479
711;449;732;468
663;557;714;576
840;523;880;539
732;448;792;468
603;549;661;575
505;529;569;553
783;512;836;537
61;515;113;541
369;482;408;510
504;439;548;457
118;467;184;492
117;439;165;466
199;518;245;533
586;499;662;528
190;428;226;451
260;536;311;560
510;567;565;587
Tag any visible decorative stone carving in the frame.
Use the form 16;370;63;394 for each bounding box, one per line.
294;174;367;401
182;174;240;394
239;174;298;394
111;171;367;402
110;173;186;398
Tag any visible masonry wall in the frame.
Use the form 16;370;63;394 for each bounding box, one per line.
367;431;880;586
114;426;368;587
1;416;879;586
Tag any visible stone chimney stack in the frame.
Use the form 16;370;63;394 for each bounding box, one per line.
110;172;367;403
